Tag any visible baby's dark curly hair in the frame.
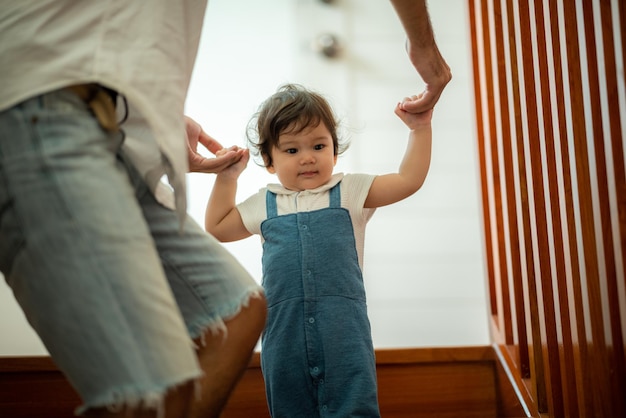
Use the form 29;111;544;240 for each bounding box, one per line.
246;84;350;168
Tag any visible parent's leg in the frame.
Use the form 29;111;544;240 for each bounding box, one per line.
191;294;266;417
138;175;266;418
0;90;204;418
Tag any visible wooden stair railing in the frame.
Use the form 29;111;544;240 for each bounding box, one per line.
468;0;626;416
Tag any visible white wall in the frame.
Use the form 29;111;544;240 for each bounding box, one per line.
0;0;490;356
186;0;491;349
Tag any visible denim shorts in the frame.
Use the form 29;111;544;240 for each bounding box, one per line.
0;89;262;413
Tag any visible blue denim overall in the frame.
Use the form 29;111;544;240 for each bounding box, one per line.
260;183;380;417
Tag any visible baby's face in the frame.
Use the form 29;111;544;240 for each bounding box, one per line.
267;122;337;191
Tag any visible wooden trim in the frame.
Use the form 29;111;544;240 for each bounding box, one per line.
0;356;58;373
0;346;532;418
492;343;539;418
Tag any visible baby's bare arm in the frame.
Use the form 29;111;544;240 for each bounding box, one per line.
205;150;252;242
364;99;433;208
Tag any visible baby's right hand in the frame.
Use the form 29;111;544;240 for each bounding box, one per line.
217;146;250;179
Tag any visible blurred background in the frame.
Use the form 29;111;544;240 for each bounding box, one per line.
0;0;490;355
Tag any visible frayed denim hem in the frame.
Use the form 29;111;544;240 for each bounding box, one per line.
188;285;264;346
74;371;202;417
74;286;264;416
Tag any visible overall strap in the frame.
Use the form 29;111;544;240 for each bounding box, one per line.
329;182;341;208
266;190;278;218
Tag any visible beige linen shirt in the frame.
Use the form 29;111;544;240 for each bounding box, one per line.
0;0;208;215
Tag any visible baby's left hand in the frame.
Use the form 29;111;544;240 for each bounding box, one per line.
394;94;434;130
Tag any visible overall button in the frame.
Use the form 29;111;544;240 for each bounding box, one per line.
308;317;315;324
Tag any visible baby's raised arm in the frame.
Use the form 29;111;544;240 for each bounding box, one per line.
364;95;433;208
204;148;253;242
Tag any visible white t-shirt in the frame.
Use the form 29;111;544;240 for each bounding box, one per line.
0;0;208;215
237;173;377;268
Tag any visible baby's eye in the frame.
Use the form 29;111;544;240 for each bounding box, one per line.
286;148;298;154
314;144;325;150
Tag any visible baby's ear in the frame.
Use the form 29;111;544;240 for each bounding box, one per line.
263;155;275;173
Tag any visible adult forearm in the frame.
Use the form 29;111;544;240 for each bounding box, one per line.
389;0;434;49
390;0;448;74
389;0;451;113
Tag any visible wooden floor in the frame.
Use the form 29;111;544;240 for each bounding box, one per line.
0;346;531;418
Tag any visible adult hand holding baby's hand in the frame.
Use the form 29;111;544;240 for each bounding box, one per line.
185;116;246;173
395;93;434;130
215;145;250;179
